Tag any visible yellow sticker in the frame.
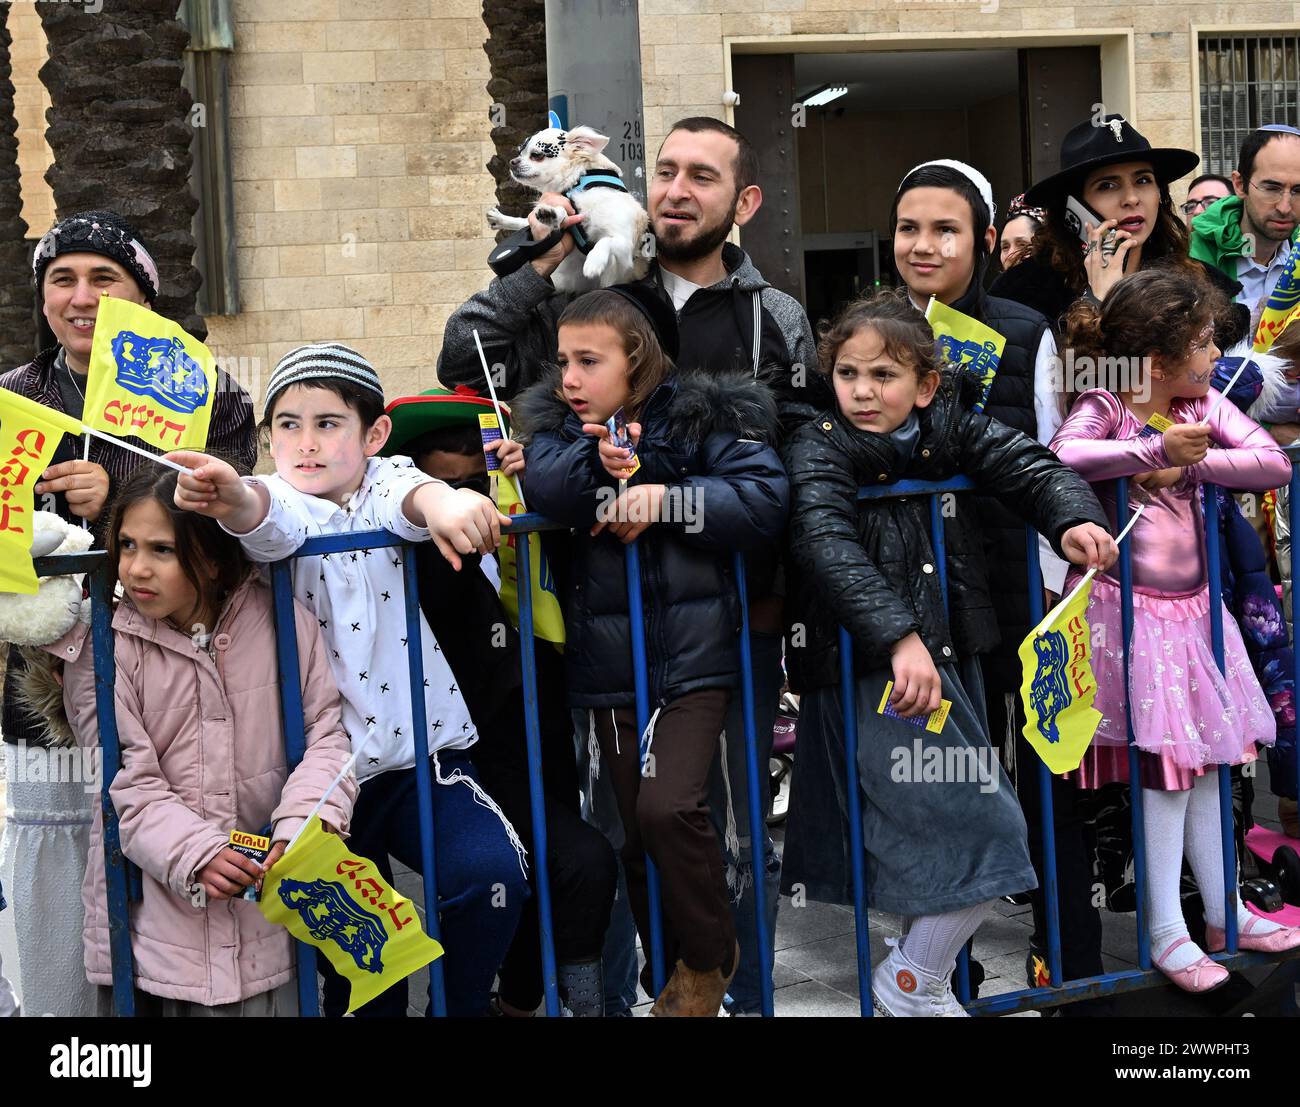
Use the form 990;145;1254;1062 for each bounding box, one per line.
229;830;270;854
877;681;952;733
1140;412;1173;437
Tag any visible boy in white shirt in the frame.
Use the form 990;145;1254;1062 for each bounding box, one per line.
170;343;528;1017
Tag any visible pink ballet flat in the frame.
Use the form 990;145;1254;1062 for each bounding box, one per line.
1205;919;1300;954
1154;937;1229;993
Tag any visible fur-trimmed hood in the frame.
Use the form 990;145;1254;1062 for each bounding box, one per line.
1218;337;1293;423
513;364;783;447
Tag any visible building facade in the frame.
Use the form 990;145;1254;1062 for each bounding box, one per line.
8;0;1299;404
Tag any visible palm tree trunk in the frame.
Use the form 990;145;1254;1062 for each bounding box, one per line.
0;4;33;366
482;0;548;226
36;0;203;338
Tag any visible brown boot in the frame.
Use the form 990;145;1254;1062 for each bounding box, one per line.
650;941;740;1018
1281;797;1298;841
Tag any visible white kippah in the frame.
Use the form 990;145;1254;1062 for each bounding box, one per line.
902;159;997;224
265;342;384;411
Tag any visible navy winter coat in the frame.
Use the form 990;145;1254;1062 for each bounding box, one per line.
515;369;790;709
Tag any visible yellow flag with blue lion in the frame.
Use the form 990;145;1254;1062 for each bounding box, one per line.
259;815;443;1014
924;297;1006;413
84;296;217;453
1018;577;1103;774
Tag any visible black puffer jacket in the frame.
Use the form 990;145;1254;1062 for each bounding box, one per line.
783;371;1110;693
515;369;790;709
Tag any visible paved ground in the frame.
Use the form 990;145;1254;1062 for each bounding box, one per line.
1;748;1293;1016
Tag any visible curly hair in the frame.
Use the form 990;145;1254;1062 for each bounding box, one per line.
815;287;939;381
1060;267;1225;410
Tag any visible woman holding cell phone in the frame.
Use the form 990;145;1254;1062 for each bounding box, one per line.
991;113;1248;349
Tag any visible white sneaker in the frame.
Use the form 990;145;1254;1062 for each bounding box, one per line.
870;943;969;1017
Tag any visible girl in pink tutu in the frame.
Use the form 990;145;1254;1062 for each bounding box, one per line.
1052;267;1300;993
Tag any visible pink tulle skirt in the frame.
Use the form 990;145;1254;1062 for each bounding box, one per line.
1072;575;1274;789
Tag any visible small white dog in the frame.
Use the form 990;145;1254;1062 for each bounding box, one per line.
488;124;650;291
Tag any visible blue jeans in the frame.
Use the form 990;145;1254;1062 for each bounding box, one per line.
319;751;529;1017
710;632;783;1014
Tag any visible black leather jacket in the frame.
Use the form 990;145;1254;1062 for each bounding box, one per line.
782;371;1109;693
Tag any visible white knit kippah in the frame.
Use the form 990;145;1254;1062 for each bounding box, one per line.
902;159;997;224
264;342;384;410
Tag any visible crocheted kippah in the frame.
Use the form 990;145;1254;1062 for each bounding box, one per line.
264;342;384;412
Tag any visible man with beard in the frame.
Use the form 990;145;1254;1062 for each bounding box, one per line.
1190;123;1300;311
439;116;821;1017
439;116;824;435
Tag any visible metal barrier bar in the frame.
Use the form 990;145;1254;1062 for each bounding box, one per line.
733;551;775;1017
514;530;562;1017
839;626;873;1016
90;561;136;1017
1116;478;1152;971
400;549;448;1016
1202;485;1239;955
624;539;667;996
1024;532;1064;989
269;558;320;1017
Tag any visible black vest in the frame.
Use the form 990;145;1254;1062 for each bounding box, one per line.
949;277;1052;691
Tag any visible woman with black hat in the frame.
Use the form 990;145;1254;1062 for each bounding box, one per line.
990;114;1248;350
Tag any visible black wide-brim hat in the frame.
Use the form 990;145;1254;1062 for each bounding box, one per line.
1023;114;1200;208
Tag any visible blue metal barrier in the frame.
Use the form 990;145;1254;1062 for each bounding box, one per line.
841;474;1299;1016
41;457;1300;1017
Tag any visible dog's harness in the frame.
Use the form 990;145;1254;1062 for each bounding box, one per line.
564;172;629;253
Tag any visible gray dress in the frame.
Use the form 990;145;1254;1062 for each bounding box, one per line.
781;655;1038;917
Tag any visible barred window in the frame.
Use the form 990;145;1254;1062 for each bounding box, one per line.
1200;34;1300;176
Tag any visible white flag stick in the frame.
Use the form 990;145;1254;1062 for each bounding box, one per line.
472;327;527;510
1030;504;1146;638
80;433;91;531
79;425;193;474
281;728;376;855
1201;356;1251;426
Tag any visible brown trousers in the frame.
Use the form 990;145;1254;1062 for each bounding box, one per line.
594;688;737;983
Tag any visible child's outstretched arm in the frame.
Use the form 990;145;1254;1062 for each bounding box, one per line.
954;409;1115;564
167;450;270;533
401;479;509;572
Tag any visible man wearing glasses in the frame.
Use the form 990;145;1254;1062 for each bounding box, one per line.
1190;123;1300;310
1180;173;1233;225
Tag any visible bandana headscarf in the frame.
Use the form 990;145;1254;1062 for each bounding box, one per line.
32;210;160;303
1006;193;1047;226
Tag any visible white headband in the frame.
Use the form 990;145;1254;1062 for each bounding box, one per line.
902;159;996;224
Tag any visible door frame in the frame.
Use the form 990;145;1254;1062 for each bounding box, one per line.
721;29;1135;125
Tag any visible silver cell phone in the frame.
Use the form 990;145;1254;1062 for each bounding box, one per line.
1065;193;1122;263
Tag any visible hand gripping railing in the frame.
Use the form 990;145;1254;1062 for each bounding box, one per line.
64;510;777;1017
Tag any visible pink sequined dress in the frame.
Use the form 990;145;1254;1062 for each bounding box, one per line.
1050;389;1289;791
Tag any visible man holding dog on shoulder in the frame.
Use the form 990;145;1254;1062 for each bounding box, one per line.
439;115;819;1017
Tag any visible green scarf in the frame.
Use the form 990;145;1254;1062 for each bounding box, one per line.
1188;194;1300;277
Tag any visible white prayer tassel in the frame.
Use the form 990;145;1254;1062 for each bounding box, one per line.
718;728;746;900
433;752;530;877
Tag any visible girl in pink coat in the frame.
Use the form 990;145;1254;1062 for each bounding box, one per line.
52;466;357;1015
1051;268;1300;995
